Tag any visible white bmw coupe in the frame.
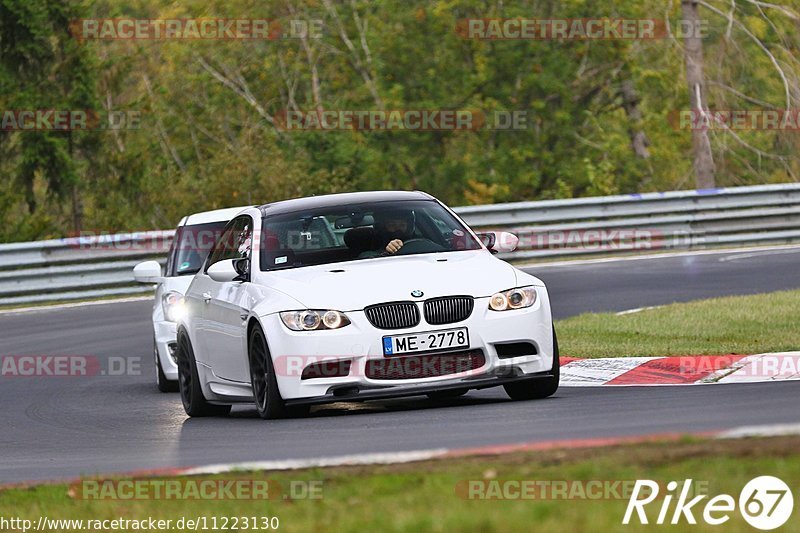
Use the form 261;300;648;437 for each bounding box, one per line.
177;191;558;419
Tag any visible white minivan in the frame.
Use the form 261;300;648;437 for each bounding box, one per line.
134;206;251;391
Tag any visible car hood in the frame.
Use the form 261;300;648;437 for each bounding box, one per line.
259;250;533;311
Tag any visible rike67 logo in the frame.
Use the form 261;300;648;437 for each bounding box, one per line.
623;476;794;530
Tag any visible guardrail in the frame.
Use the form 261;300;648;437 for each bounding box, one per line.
1;183;799;305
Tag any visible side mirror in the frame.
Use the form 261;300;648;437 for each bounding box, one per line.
477;231;519;254
133;260;164;283
207;258;249;283
476;232;496;250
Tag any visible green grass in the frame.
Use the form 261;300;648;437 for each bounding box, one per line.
556;289;800;358
2;437;799;532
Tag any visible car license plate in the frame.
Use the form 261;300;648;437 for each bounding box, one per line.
382;327;469;356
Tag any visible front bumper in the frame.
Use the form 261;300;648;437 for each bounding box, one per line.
263;290;554;401
154;320;178;380
284;370;555;406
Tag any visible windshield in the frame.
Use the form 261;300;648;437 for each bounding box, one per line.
259;200;482;271
168;221;229;276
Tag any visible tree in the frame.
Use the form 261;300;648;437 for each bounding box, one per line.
0;0;98;233
681;0;716;188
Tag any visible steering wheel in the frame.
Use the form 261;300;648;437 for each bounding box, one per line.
394;238;446;256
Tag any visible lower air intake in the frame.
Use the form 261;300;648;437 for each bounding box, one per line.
365;350;485;380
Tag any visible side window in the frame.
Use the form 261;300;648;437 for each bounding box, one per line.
165;226;182;277
234;218;253;260
205;216;252;271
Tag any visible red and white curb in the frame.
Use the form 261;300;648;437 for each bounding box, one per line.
559;352;800;386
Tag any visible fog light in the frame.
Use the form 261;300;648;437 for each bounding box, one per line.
167;342;178;364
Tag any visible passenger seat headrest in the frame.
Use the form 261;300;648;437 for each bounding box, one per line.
344;226;377;252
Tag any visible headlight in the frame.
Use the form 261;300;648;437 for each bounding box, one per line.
162;291;187;322
489;287;537;311
280;310;351;331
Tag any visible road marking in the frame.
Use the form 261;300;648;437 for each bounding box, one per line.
522;243;800;269
713;353;800;383
560;357;656;385
179;423;800;476
182;449;449;476
0;295;153;316
717;423;800;439
615;306;662;316
718;247;800;262
608;355;746;385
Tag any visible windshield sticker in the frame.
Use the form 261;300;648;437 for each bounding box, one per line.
275;256;288;265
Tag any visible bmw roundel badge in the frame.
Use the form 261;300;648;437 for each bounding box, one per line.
411;290;424;298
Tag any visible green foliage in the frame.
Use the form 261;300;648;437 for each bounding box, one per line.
0;0;98;235
0;0;798;241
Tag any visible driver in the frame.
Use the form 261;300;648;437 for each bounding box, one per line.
374;208;415;255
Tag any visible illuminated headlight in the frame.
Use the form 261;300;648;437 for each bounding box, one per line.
489;287;537;311
280;310;351;331
162;291;187;322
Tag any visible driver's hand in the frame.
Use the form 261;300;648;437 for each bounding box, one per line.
385;239;404;254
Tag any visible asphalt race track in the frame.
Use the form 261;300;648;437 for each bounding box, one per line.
2;247;799;483
539;246;800;318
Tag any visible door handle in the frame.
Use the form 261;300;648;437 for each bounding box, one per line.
202;292;212;303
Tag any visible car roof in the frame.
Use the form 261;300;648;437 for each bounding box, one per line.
257;191;434;217
180;205;254;227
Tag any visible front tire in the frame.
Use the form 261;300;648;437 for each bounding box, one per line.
248;324;308;419
504;327;560;401
177;332;231;417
